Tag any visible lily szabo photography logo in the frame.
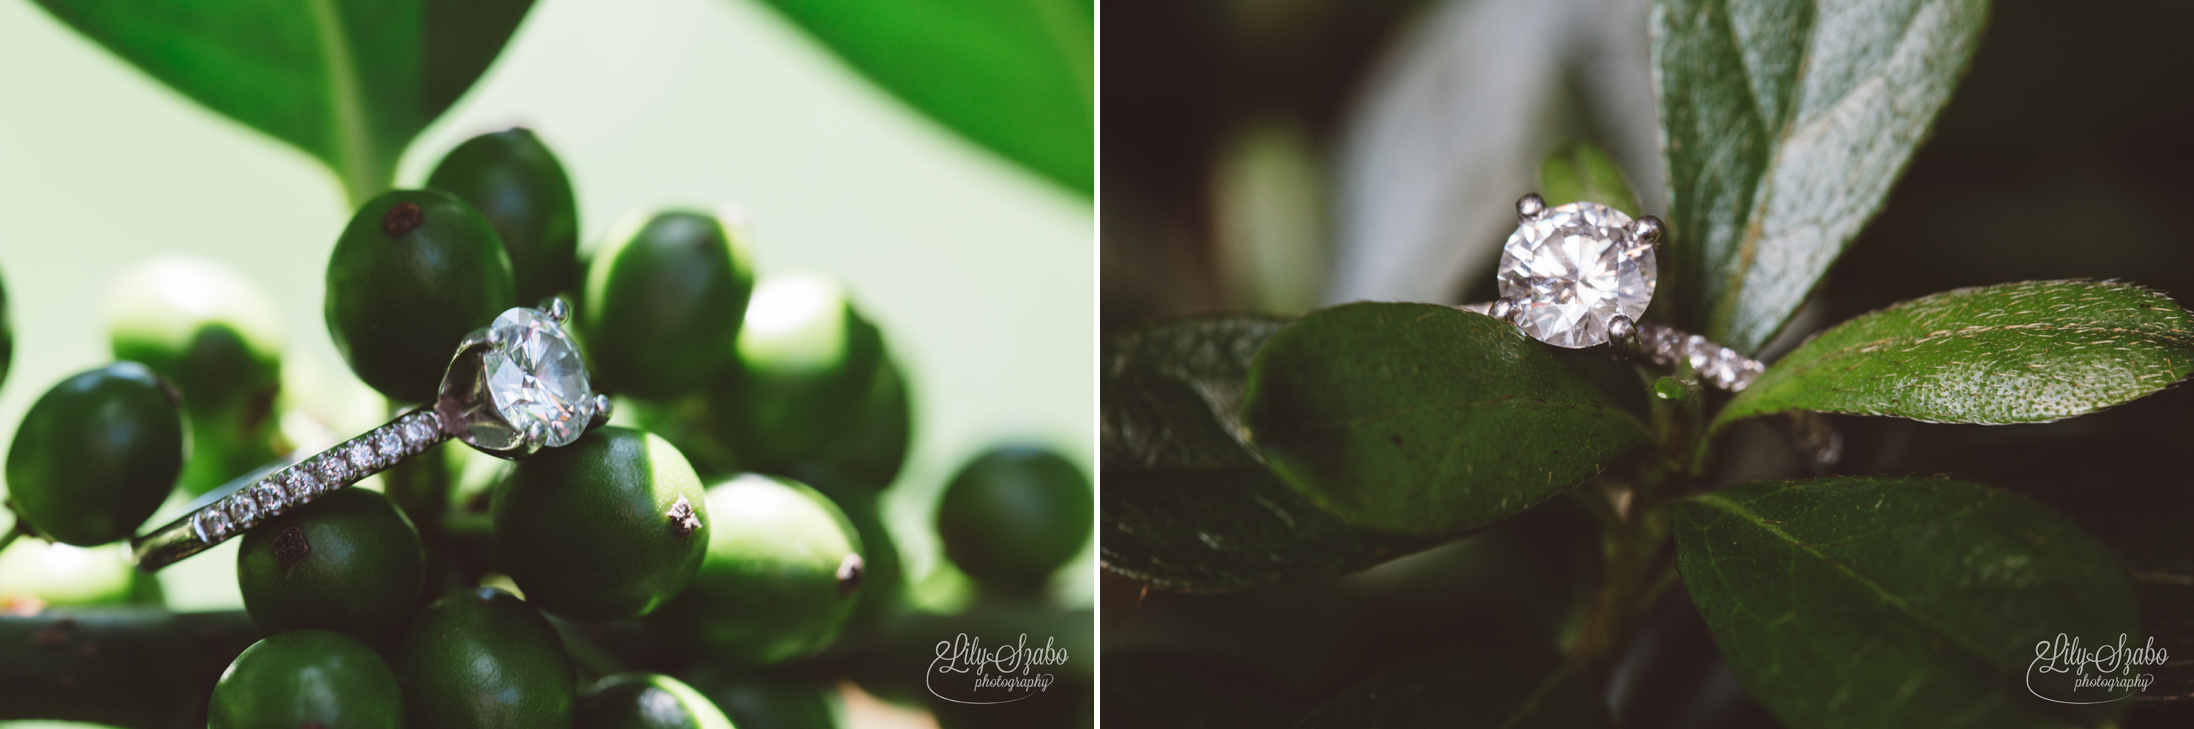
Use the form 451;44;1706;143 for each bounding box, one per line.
927;632;1071;705
2027;633;2171;704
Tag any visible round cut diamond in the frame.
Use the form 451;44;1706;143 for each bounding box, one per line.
376;431;405;459
194;508;232;542
253;481;290;514
285;470;324;498
1496;201;1658;348
347;442;377;471
317;457;352;485
226;494;261;528
481;307;595;448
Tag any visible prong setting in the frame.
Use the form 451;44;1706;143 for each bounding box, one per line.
589;394;614;429
1607;315;1641;360
540;296;571;324
1629;215;1665;249
1487;297;1517;324
1517;193;1546;221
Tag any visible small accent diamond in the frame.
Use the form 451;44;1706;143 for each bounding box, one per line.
347;442;377;471
317;457;353;485
285;470;324;499
226;494;261;529
376;431;405;459
253;480;290;514
194;508;232;543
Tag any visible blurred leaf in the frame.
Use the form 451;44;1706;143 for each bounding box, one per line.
1243;303;1651;535
1714;280;2194;434
757;0;1092;194
1540;142;1640;216
1672;477;2138;729
1103;469;1441;594
1100;315;1441;592
1652;0;1990;353
1293;649;1612;728
30;0;534;204
1102;314;1287;473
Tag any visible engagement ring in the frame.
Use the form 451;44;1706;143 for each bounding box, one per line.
1464;193;1765;392
131;298;609;571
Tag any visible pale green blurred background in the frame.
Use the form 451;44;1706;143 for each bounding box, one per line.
0;0;1094;609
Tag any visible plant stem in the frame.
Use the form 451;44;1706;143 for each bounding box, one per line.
1567;490;1669;679
0;524;22;554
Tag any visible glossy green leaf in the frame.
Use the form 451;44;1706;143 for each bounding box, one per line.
1099;315;1442;592
30;0;534;204
1673;477;2139;729
1652;0;1991;353
1293;649;1612;729
758;0;1092;195
1539;142;1640;217
1715;280;2194;433
1243;303;1652;536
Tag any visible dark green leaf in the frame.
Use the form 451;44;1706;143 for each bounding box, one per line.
1539;142;1640;217
1102;314;1288;473
1652;0;1991;353
1673;477;2139;729
1243;303;1652;535
1293;649;1612;729
757;0;1092;195
1714;280;2194;433
31;0;534;204
1099;315;1443;592
1101;468;1441;594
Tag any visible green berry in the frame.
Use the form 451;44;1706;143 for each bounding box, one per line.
427;128;581;303
681;667;838;729
715;273;886;470
326;189;515;403
576;673;735;729
394;587;575;729
107;256;284;496
208;629;405;729
237;487;425;641
493;426;710;623
936;446;1093;587
580;210;754;400
5;362;185;546
653;474;864;667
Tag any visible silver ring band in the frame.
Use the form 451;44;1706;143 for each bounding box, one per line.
132;408;452;571
131;297;605;572
1457;304;1764;392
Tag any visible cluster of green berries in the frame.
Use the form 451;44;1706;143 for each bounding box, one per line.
0;128;1091;728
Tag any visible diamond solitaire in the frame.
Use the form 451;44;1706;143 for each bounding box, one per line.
482;306;595;448
1496;200;1658;348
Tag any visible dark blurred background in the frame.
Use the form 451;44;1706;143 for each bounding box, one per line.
1101;0;2194;726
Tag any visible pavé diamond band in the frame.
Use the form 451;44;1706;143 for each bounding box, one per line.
131;298;608;571
1463;193;1764;392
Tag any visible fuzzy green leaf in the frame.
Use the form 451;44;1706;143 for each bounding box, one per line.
1293;649;1612;729
1673;477;2139;729
1652;0;1991;353
757;0;1093;195
1715;280;2194;432
30;0;534;204
1242;303;1651;536
1099;316;1442;592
